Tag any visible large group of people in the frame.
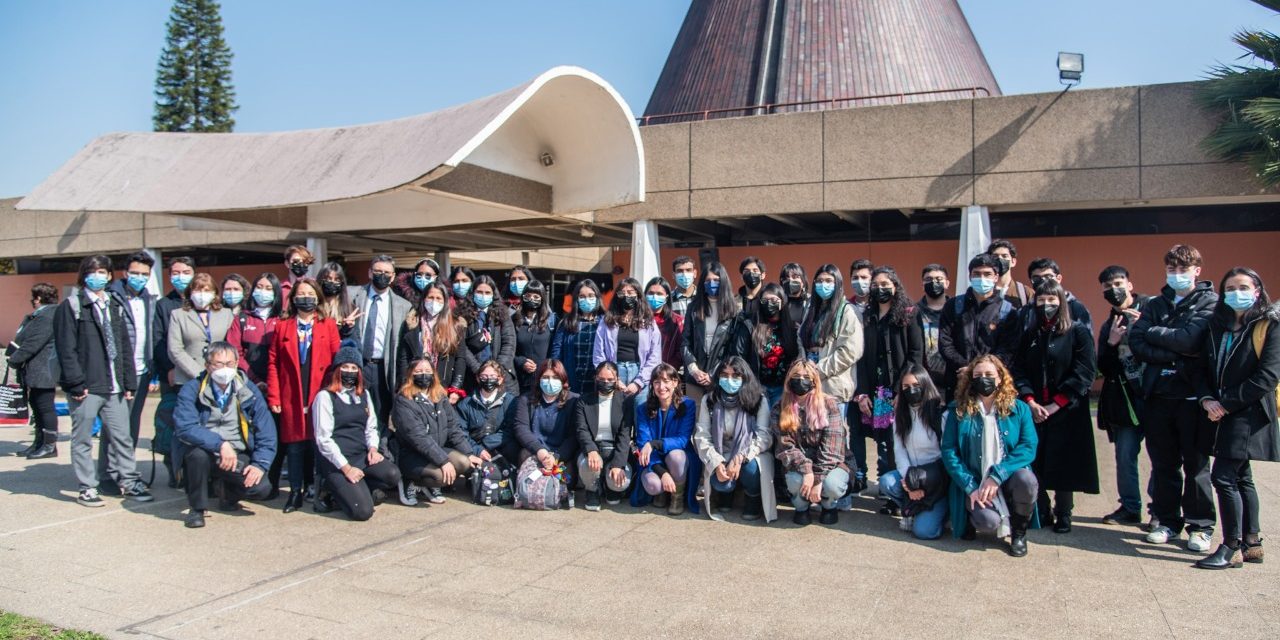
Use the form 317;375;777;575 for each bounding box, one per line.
6;240;1277;568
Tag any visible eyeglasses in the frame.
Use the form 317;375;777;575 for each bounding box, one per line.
523;295;543;303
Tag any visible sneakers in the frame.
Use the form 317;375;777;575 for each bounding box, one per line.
423;487;446;504
878;500;901;516
397;480;419;506
604;489;621;506
1145;525;1174;544
584;490;601;512
742;495;763;521
1102;507;1141;526
77;488;105;507
122;483;154;503
1187;531;1213;553
899;515;915;532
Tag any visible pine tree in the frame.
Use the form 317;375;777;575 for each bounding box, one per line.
1198;0;1280;186
152;0;238;132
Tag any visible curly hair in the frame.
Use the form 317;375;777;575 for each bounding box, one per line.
953;354;1017;419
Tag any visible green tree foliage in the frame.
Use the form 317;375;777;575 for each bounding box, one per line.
152;0;238;132
1199;0;1280;186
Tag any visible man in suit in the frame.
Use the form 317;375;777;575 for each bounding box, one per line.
348;254;412;436
101;250;159;491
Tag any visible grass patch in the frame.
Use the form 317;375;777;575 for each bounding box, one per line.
0;610;105;639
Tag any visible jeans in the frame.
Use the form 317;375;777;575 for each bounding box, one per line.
1143;397;1215;534
879;470;948;540
785;467;850;511
710;457;762;496
284;441;315;493
1212;457;1260;545
69;392;139;491
1112;423;1149;515
641;449;689;495
764;385;783;411
617;361;648;405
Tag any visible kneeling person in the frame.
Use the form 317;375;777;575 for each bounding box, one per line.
393;358;481;505
173;342;277;528
575;362;635;511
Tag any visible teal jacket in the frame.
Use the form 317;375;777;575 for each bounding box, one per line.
940;399;1040;538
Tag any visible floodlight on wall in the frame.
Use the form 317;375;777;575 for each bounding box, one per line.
1058;52;1084;86
540;152;555;167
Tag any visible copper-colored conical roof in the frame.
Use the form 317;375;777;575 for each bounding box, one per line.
643;0;1001;124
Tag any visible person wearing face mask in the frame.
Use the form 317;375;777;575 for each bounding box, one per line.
513;359;581;474
392;358;481;506
917;264;952;389
682;261;745;408
848;258;874;314
347;255;412;437
220;273;250;316
172;343;276;528
551;279;604;394
879;364;949;540
737;257;767;320
800;264;863;431
645;277;685;370
316;262;359;340
745;283;797;407
670;256;698;317
1018;258;1093;337
512;280;556;394
167;273;234;483
458;275;517;396
505;265;534;312
151;255;195;487
268;279;341;513
594;277;662;400
101;251;159;487
456;360;519;463
55;255;149;507
1192;267;1279;569
1011;281;1098;534
397;281;466;403
938;253;1020;399
450;265;477;304
987;239;1030;309
226;273;285;496
779;263;811;332
574;362;636;511
279;245;314;310
8;283;60;459
402;258;441;307
694;357;776;522
312;348;402;521
940;355;1039;556
1128;244;1219;551
1095;265;1155;527
773;359;848;526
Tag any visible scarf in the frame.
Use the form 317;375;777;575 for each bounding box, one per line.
978;403;1010;538
711;396;753;461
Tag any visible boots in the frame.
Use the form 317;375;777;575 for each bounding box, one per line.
667;484;686;515
1243;540;1265;564
26;430;57;460
1195;544;1244;570
16;428;42;457
741;494;763;521
714;490;734;513
1009;514;1030;558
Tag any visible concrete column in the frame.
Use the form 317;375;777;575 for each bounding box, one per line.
630;220;660;286
436;251;451;278
957;205;991;296
143;248;162;296
306;238;328;277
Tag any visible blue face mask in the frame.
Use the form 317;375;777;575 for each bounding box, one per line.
127;274;150;293
969;276;995;295
1166;272;1194;292
1225;289;1257;311
578;296;597;314
473;293;493;309
509;280;527;296
646;294;667;311
718;376;743;395
539;377;563;396
674;272;695;289
171;273;193;292
84;272;110;292
814;281;836;300
223;291;244;307
252;289;275;307
704;280;720;297
413;274;434;291
452;281;471;297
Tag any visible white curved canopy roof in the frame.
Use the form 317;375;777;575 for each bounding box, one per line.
17;66;644;232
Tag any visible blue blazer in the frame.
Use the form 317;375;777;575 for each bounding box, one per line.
630;396;701;513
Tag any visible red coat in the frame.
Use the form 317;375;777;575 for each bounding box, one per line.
268;316;340;444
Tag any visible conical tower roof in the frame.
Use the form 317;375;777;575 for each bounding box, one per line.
643;0;1000;124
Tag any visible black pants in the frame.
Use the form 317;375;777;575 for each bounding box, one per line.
1037;489;1075;518
28;387;58;441
1212;457;1260;545
1143;397;1215;534
266;411;286;492
363;361;393;437
183;448;271;512
284;441;315;493
323;459;401;521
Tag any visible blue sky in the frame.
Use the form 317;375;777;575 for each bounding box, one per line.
0;0;1274;198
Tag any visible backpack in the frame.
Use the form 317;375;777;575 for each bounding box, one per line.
470;454;516;506
1249;319;1280;408
512;455;572;510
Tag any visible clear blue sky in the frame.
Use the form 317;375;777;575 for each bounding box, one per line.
0;0;1274;198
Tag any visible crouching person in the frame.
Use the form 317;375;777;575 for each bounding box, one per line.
393;358;481;506
773;360;849;526
173;342;277;529
575;362;635;511
694;356;777;523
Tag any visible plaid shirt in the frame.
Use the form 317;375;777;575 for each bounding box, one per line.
771;397;848;485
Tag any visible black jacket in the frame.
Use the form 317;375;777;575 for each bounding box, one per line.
1013;321;1097;409
938;290;1020;389
855;306;924;397
461;307;517;393
511;310;555;394
739;316;800;387
54;289;137;396
574;392;635;471
396;323;466;393
1014;292;1093;339
1097;294;1152;431
391;394;472;470
915;297;950;386
7;305;59;389
153;290;185;376
1195;303;1280;462
681;307;744;384
1128;282;1218;399
109;278;159;377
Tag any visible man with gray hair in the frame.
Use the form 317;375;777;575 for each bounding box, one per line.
172;341;277;528
348;254;411;435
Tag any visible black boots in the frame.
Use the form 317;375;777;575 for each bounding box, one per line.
1195;544;1244;570
792;508;812;526
282;488;306;513
819;508;839;525
1053;513;1073;534
1009;514;1030;558
26;431;58;459
741;494;763;521
714;490;734;513
16;428;42;457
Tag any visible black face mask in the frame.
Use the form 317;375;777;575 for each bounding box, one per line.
521;299;539;313
289;262;309;278
596;379;616;395
924;281;947;299
972;376;998;397
1103;286;1127;307
787;376;814;396
763;299;782;317
786;280;804;298
871;287;894;304
320;281;342;297
996;257;1011;276
413;373;434;389
478;377;501;392
902;385;924;405
1038;304;1060;319
340;371;359;388
619;295;638;310
293;297;318;312
742;271;761;288
371;273;393;290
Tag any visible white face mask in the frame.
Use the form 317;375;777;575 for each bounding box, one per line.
209;367;236;386
423;300;444;317
191;291;215;309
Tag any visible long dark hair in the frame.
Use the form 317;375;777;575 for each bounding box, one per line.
1033;280;1074;336
562;279;602;333
808;263;846;347
690;261;740;323
894;363;943;443
605;277;653;330
251;272;284;319
870;266;912;327
316;262;354;319
459;275;500;325
518;279;552;333
1214;266;1271;327
706;356;763;414
450;266;477;300
644;276;673;316
752;283;787;358
644;363;688;419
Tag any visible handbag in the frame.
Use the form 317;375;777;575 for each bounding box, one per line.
470;454;516;506
901;459;948;516
512;455;571;510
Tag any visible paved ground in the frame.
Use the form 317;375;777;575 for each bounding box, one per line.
0;405;1277;640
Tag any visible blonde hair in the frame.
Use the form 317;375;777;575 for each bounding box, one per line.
778;359;830;434
399;358;447;403
954;354;1017;418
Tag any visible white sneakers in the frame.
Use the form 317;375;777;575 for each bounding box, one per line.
1145;525;1174;544
1187;531;1212;553
899;516;915;532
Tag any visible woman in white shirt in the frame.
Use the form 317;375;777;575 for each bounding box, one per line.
878;363;948;539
